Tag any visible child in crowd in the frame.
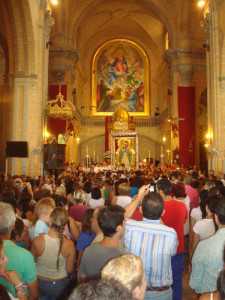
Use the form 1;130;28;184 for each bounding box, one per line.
11;218;30;249
31;197;55;240
76;209;95;268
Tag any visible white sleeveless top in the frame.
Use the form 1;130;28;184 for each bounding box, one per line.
37;234;67;279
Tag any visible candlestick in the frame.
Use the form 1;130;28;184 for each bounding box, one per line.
87;146;88;155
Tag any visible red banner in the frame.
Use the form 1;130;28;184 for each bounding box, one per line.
178;87;195;167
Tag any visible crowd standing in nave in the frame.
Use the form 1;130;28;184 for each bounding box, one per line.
0;161;225;299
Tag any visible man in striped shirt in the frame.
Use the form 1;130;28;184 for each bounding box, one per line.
124;186;178;300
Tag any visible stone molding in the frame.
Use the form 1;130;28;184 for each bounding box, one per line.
163;47;206;63
49;47;79;64
9;73;38;79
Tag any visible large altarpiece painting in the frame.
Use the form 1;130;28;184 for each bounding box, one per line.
92;39;149;116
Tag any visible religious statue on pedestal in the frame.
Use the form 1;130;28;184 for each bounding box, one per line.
116;138;135;168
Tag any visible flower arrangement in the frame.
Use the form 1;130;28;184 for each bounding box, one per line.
103;151;112;161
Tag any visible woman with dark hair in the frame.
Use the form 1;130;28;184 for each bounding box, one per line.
89;187;104;209
172;182;190;236
83;181;92;206
76;209;95;269
190;189;210;244
31;208;76;299
130;176;144;197
189;196;218;265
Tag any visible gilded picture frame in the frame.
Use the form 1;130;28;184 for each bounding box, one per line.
91;39;150;116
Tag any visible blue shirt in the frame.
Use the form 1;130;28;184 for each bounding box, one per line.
130;186;139;197
76;231;96;251
124;218;177;287
34;219;49;238
190;228;225;293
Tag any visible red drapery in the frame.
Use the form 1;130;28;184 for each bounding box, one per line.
105;116;110;151
178;86;195;167
48;85;67;135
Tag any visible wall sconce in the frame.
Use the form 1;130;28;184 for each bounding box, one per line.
162;136;166;144
76;137;80;144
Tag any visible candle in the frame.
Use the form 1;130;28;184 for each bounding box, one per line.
93;150;95;161
161;146;163;154
87;146;88;154
149;150;150;162
97;156;98;162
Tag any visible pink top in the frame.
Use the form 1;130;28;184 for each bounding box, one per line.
185;185;199;213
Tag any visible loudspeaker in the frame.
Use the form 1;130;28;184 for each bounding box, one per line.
6;141;28;158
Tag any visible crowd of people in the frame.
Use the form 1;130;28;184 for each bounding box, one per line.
0;162;225;300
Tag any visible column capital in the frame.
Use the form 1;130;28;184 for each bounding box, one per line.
49;47;79;64
163;47;206;64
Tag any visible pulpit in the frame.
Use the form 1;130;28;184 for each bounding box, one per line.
44;144;66;175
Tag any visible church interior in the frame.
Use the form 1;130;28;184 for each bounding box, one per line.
0;0;225;176
1;1;225;300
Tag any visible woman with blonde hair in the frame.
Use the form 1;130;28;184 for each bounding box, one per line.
101;254;147;300
31;207;76;299
112;182;132;208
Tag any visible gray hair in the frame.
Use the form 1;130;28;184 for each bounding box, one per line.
0;202;16;235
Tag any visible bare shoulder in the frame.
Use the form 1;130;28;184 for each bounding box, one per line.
61;239;75;257
32;235;45;246
31;235;45;256
199;292;219;300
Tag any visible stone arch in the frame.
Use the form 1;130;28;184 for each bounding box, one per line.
70;0;176;46
0;0;36;75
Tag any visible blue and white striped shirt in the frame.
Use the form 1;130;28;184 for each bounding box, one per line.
123;218;178;287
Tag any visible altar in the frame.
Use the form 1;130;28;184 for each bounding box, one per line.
108;106;139;169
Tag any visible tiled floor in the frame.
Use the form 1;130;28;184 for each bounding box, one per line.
182;257;196;300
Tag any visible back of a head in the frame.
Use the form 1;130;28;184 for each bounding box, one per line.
73;189;86;204
199;189;210;218
101;254;144;293
0;202;16;235
172;182;186;198
182;175;192;186
68;279;135;300
50;207;68;229
156;179;172;196
142;192;164;220
171;172;179;179
32;197;56;226
98;206;125;237
204;180;216;191
215;198;225;225
118;182;130;196
91;187;101;200
55;186;66;197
